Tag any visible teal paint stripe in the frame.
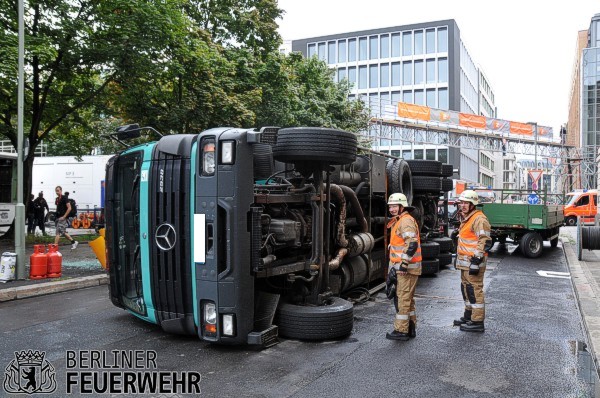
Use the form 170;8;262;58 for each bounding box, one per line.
190;141;199;327
139;144;156;323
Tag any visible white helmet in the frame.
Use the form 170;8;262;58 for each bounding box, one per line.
458;190;479;206
388;193;409;207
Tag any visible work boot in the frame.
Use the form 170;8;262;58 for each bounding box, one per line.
459;321;485;332
409;321;416;338
453;317;470;326
386;330;410;341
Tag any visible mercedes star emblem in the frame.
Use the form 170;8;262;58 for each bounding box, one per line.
155;223;177;251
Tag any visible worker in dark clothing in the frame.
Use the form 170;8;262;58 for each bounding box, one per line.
26;194;35;234
33;191;50;235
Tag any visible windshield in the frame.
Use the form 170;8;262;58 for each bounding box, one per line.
567;194;578;205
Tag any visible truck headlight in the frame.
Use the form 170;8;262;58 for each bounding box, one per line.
203;301;217;335
201;140;216;176
222;314;236;337
220;141;235;165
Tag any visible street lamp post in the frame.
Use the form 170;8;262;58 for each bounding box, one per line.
15;0;26;279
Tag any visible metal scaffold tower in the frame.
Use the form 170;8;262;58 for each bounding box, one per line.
364;115;587;193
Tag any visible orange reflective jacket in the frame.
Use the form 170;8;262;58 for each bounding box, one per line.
457;210;489;269
389;213;422;267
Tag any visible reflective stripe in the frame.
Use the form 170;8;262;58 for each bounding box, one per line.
474;250;484;257
395;314;409;320
457;259;471;267
409;311;415;316
470;303;485;309
406;263;420;269
477;229;490;237
390;245;405;251
459;238;478;245
402;231;416;238
464;301;472;308
390;252;403;260
401;253;411;260
390;264;400;271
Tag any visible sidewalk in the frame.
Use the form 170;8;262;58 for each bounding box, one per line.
0;230;108;302
562;236;600;376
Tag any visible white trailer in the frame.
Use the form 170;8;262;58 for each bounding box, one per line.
32;155;113;212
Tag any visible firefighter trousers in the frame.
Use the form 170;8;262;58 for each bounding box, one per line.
394;273;419;333
460;269;485;322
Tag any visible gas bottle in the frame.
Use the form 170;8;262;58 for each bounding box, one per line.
29;245;47;279
47;244;62;278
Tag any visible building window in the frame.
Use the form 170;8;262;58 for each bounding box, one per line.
402;150;412;159
438;58;448;83
348;66;357;87
402;31;412;56
438;88;448;109
426;88;436;107
414;60;424;85
348;38;357;62
358;66;367;89
369;35;378;59
391;91;401;104
308;44;316;58
359;37;368;60
414;30;424;55
338;68;347;82
381;92;390;105
338;40;347;63
380;63;390;87
414;149;424;159
414;89;424;105
426;29;435;53
318;43;326;61
438;148;448;163
426;59;435;83
391;62;401;86
437;27;448;52
391;33;401;57
403;91;413;103
328;41;336;64
503;171;511;182
369;65;378;88
402;61;412;85
503;159;511;170
380;34;390;58
426;149;436;160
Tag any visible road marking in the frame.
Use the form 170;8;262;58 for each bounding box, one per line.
536;270;571;279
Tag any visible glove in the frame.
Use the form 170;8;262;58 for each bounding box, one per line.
450;229;459;240
385;268;397;299
469;255;483;275
398;261;409;273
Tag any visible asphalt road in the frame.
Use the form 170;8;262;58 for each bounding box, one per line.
1;242;595;397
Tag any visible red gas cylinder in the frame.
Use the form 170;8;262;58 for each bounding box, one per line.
29;244;47;279
47;244;62;278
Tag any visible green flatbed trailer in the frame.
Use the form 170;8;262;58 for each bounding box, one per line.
480;192;564;258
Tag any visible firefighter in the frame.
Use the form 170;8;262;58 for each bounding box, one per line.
385;193;422;341
453;190;492;332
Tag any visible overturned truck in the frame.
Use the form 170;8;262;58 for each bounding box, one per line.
105;126;453;346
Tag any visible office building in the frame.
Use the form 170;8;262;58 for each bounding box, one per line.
291;19;499;186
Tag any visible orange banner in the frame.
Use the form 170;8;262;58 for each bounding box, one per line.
509;121;533;135
397;102;431;121
459;113;486;129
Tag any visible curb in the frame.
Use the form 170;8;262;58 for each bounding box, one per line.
0;274;108;302
561;238;600;373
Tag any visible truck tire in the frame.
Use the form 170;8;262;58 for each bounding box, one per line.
276;297;354;340
438;252;453;267
520;232;543;258
272;127;357;165
565;216;577;226
412;176;442;193
441;164;454;177
422;198;438;231
432;237;454;252
410;198;424;230
420;241;440;259
406;160;442;176
441;178;453;192
389;159;413;205
421;259;440;275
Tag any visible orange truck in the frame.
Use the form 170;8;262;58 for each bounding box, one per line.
563;190;598;226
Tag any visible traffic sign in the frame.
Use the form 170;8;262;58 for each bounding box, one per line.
532;182;538;190
528;170;543;183
527;194;540;205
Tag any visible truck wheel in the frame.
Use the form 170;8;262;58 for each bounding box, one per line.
432;237;453;252
389;159;413;205
438;252;453;266
276;297;354;340
441;178;453;192
520;232;543;258
272;127;357;165
412;176;442;193
410;198;424;230
421;259;440;275
420;241;440;259
406;160;442;176
565;216;577;226
441;164;454;177
422;199;438;231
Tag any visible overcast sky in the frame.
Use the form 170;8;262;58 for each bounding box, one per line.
276;0;599;133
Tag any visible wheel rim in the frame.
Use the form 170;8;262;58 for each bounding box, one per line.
529;237;541;254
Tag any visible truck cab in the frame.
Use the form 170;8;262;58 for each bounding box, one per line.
564;190;598;226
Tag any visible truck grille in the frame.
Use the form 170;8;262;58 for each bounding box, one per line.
149;148;194;333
